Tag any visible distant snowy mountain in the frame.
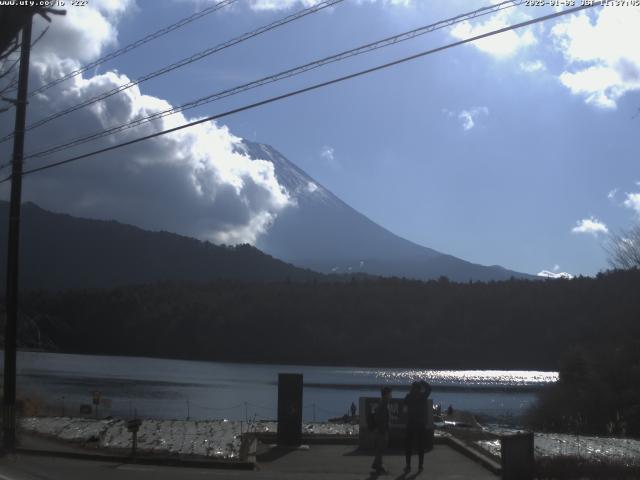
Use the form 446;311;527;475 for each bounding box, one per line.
537;270;574;280
240;141;534;282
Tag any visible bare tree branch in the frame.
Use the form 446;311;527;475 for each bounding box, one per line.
605;224;640;270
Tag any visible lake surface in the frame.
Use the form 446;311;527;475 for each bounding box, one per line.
11;352;557;425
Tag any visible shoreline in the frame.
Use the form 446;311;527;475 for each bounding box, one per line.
14;372;550;393
4;349;561;374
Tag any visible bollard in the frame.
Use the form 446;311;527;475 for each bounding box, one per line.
501;432;534;480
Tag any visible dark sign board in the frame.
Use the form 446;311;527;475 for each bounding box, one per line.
277;373;303;447
362;397;412;426
359;397;434;449
501;432;534;480
127;419;142;433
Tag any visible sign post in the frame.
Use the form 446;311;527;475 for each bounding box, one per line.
92;391;101;419
127;419;142;457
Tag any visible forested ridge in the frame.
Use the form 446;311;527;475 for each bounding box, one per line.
16;268;640;371
0;201;324;290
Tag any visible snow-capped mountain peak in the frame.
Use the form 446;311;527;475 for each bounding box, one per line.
537;270;574;280
241;140;534;281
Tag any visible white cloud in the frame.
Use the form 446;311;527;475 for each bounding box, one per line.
537;270;574;279
360;0;413;6
0;0;293;246
449;7;537;57
551;7;640;108
607;187;618;200
307;181;318;193
520;60;546;73
457;106;489;131
624;193;640;214
30;0;133;68
321;145;335;162
249;0;412;11
249;0;320;11
557;65;622;109
571;217;609;236
459;111;475;130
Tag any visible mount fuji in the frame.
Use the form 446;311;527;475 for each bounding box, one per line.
241;141;534;282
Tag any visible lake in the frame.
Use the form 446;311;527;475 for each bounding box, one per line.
11;351;557;425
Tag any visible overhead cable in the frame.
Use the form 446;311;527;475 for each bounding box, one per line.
28;0;240;97
16;0;522;163
0;3;597;183
6;0;343;137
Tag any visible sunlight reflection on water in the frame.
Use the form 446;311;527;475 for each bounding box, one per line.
344;369;558;386
14;352;558;422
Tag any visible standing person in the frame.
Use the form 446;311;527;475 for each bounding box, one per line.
371;386;392;474
403;380;431;473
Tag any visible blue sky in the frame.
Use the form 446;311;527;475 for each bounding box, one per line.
1;0;639;277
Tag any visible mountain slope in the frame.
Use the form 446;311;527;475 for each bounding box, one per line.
241;141;533;281
0;201;322;291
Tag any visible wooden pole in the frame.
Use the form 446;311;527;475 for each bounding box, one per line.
2;13;32;453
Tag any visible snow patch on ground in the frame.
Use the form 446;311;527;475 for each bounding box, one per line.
475;433;640;462
19;417;360;459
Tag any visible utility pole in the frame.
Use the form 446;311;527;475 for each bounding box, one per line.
2;13;33;453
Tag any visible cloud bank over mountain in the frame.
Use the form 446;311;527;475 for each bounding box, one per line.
0;0;293;245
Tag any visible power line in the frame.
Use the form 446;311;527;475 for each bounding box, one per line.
0;3;597;184
5;0;343;137
28;0;240;97
13;0;522;166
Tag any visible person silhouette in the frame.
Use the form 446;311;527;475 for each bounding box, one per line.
371;387;392;474
403;380;431;473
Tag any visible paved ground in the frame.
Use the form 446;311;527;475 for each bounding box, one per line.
0;445;498;480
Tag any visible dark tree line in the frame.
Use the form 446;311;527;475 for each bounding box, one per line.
527;340;640;437
15;268;640;370
8;268;640;435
